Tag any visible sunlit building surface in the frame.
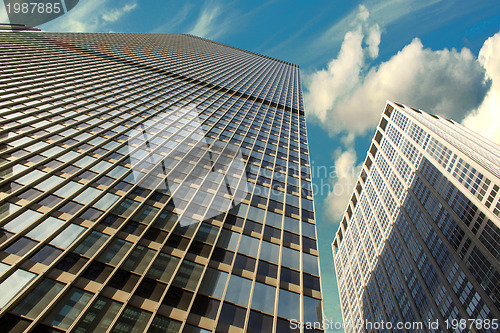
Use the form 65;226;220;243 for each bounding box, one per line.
0;28;323;332
332;101;499;333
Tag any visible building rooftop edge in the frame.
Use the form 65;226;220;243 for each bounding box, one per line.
0;26;298;68
182;34;299;68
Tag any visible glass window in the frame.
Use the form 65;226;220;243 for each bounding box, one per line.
302;198;313;211
0;269;36;307
113;198;140;217
75;296;122;332
5;237;38;256
99;238;133;266
277;289;299;319
0;263;10;275
238;234;259;257
254;184;269;198
302;222;316;238
75;231;110;258
148;315;181;333
224;275;252;307
43;287;93;329
281;247;300;270
151;210;177;231
172;260;203;291
132;205;159;225
198;268;228;299
74;155;96;168
146;252;180;283
91;160;113;173
248;310;274;333
269;188;284;202
122;245;156;275
30;245;63;265
0;202;21;220
218;302;247;328
107;165;129;179
74;187;103;205
50;224;86;249
13;278;65;318
259;241;279;264
34;175;65;192
93;193;120;211
58;151;79;163
3;209;43;233
194;223;219;244
216;229;239;251
26;216;65;241
247;205;265;222
54;181;84;198
15;169;46;185
251;282;275;314
284;216;299;233
123;172;141;183
303;253;319;276
182;325;211;333
111;305;151;333
265;211;282;228
162;285;193;310
286;193;299;206
303;296;323;323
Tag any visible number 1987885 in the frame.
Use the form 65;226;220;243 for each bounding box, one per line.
6;2;62;14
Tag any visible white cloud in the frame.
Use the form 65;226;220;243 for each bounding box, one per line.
305;6;490;137
102;3;137;23
324;149;363;222
189;2;224;39
305;5;378;123
366;24;381;58
40;0;137;33
312;6;499;224
189;5;221;38
305;28;365;122
188;1;237;40
313;0;441;55
462;31;500;144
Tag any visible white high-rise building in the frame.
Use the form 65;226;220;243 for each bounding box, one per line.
333;101;499;333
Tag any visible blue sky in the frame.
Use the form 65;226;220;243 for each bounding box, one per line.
3;0;500;331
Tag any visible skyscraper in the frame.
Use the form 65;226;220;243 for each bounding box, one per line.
332;101;499;332
0;28;323;332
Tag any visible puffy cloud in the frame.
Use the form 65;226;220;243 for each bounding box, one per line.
305;6;490;138
462;31;500;144
366;24;381;58
305;5;378;124
324;149;363;222
305;28;365;122
314;0;440;53
312;7;499;225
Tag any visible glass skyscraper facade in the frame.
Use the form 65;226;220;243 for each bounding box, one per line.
332;101;499;333
0;29;323;332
